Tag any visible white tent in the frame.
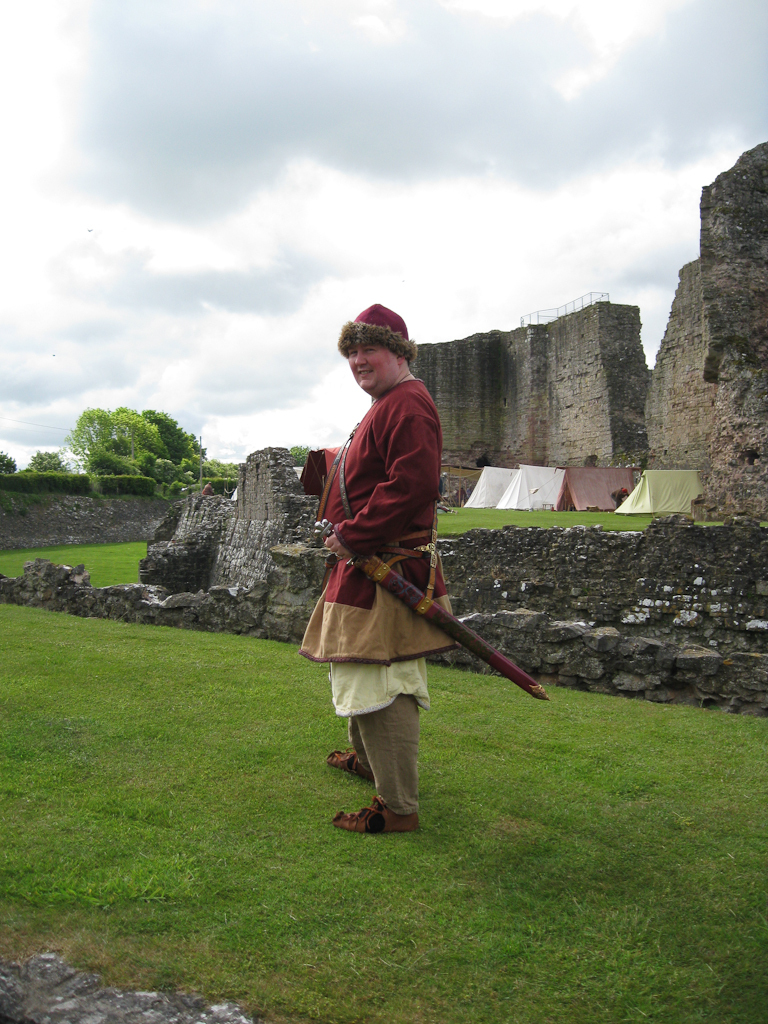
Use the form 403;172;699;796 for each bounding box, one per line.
615;470;704;515
463;467;518;508
496;465;565;510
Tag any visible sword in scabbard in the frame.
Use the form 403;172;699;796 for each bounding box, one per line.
314;520;549;702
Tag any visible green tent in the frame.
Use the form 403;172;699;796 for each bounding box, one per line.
615;470;704;515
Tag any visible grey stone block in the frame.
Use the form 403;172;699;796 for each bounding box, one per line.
0;953;261;1024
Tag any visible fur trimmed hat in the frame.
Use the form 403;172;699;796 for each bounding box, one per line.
338;304;417;363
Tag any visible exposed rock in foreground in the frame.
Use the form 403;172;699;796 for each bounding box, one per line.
0;952;260;1024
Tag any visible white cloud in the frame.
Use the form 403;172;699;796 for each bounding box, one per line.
0;0;765;468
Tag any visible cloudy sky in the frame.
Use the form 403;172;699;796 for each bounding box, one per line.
2;0;766;467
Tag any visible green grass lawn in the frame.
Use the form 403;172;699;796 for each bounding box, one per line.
1;605;766;1024
438;508;653;535
0;542;147;587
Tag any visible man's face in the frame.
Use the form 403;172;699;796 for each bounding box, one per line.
347;343;407;399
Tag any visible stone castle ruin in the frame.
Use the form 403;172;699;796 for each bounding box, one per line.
4;451;767;715
2;146;767;716
417;299;649;470
647;141;768;518
417;142;768;518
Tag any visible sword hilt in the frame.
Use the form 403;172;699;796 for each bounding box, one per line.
314;519;334;540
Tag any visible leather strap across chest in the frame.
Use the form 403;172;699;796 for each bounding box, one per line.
317;427;440;600
316;428;356;524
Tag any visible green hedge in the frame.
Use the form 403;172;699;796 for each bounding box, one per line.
0;472;91;495
95;475;158;496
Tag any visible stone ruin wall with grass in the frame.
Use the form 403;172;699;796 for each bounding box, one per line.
0;493;170;550
645;141;768;519
2;446;767;717
415;302;650;470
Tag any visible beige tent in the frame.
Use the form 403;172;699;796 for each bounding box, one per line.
496;465;565;510
615;470;704;515
464;467;518;508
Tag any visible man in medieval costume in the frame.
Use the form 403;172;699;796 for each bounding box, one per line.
299;304;456;834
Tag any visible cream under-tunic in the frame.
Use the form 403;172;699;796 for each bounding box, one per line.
329;658;429;717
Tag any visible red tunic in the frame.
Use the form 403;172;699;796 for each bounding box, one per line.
299;379;456;664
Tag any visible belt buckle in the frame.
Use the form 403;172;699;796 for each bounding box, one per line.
415;542;438;569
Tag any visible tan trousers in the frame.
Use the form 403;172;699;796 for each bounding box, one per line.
348;694;420;816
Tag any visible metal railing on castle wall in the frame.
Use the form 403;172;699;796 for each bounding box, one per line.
520;292;609;327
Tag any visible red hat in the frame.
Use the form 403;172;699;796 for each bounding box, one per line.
338;304;417;362
355;303;409;340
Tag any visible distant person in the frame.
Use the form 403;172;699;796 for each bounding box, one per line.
201;482;215;496
612;487;629;508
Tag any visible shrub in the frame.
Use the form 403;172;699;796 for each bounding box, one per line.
95;475;158;496
136;451;158;477
153;458;181;484
0;472;91;495
27;450;70;472
87;448;138;476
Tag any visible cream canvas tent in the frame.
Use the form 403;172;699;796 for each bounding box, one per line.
615;470;704;515
555;466;637;511
496;465;565;510
464;467;518;508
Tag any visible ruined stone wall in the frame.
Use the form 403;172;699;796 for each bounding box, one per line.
236;447;317;528
596;304;651;461
546;303;647;465
645;142;768;516
416;302;649;468
440;516;768;653
139;448;318;593
140;449;768;657
4;540;766;715
6;443;766;715
138;495;235;594
700;142;768;518
646;260;717;470
0;494;169;550
413;330;513;466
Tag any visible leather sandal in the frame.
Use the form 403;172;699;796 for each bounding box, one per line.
332;795;419;834
326;749;375;783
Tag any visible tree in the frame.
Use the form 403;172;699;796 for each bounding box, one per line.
65;409;113;469
66;408;167;472
0;451;16;474
290;446;310;467
202;458;240;479
112;408;167;460
27;450;70;472
141;410;199;465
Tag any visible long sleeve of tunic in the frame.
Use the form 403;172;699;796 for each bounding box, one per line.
299;379;457;665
